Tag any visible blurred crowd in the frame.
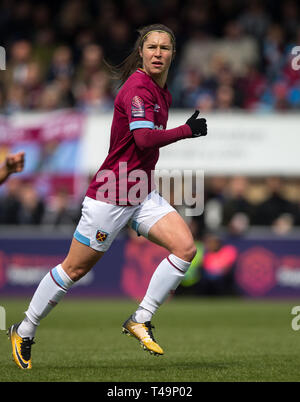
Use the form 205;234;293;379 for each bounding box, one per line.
0;0;299;113
190;176;300;237
0;177;81;226
1;175;300;238
0;0;300;236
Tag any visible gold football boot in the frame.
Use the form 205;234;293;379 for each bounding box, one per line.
122;316;164;356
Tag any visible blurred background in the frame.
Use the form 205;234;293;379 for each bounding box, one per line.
0;0;300;300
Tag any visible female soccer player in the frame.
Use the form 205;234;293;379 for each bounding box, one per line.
8;24;207;369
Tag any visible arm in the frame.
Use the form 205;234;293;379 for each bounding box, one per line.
133;110;207;151
0;151;25;185
133;124;192;151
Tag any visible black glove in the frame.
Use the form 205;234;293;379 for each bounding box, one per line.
186;110;207;137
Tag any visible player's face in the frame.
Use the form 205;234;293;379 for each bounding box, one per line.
139;32;173;85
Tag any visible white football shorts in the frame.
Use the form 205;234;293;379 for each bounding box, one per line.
73;190;175;252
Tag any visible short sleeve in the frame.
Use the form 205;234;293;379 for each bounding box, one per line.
122;86;155;131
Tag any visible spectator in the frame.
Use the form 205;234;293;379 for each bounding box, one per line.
73;27;97;61
272;81;290;111
238;0;270;40
54;76;76;108
57;0;91;45
23;61;44;109
253;177;296;227
215;84;236;111
202;177;228;232
213;65;244;108
47;46;74;83
7;1;33;42
124;0;150;30
178;29;217;78
18;182;45;225
237;64;267;110
43;189;78;226
195;92;215;112
4;39;33;88
5;84;26;114
39;83;62;110
0;177;22;224
94;1;118;39
32;27;56;74
76;71;113;112
281;0;299;41
272;213;294;235
222;176;253;235
262;24;286;82
214;20;259;78
199;232;238;296
104;20;132;65
74;43;106;102
183;0;213;36
171;69;208;108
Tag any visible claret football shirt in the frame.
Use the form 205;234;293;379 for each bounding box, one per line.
86;68;172;205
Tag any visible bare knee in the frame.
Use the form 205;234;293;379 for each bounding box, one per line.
61;260;90;282
172;243;197;263
61;238;103;282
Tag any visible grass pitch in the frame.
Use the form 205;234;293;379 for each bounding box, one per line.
0;296;300;382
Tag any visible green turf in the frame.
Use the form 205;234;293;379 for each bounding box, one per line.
0;296;300;382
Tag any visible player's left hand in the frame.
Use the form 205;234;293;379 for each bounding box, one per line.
5;151;25;174
186;110;207;137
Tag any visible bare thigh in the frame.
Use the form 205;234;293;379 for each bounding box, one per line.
61;237;104;281
147;211;196;262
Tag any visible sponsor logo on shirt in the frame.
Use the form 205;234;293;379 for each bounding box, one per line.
131;96;145;118
154;104;160;112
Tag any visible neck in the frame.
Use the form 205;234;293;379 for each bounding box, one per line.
153;75;167;88
140;68;167;88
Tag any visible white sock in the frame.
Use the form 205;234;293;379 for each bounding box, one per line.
17;316;37;339
137;254;190;320
17;264;74;338
133;306;153;323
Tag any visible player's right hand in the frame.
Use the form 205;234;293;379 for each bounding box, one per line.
5;151;25;174
186;110;207;137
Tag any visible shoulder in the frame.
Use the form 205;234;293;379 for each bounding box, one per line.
120;75;155;105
